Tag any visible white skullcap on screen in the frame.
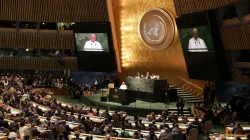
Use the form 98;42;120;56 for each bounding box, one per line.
193;28;197;31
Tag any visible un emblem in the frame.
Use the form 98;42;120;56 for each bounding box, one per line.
139;8;175;50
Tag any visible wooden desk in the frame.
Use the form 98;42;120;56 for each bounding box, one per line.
129;120;188;130
32;101;106;125
146;115;201;122
5;119;14;124
65;112;105;125
7;103;80;130
5;105;21;116
178;118;201;122
69;132;137;140
209;134;247;140
225;125;250;134
20;93;29;101
31;102;50;112
0;136;7;140
57;100;127;116
38;116;80;130
112;127;161;138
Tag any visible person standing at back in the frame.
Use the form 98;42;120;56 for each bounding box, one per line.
203;84;209;105
176;99;184;116
210;85;216;105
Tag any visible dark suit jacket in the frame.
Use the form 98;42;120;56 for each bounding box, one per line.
132;124;140;129
84;120;93;131
138;123;145;130
48;125;57;136
89;130;101;135
0;120;9;128
36;107;43;116
124;122;132;129
9;122;19;130
111;114;119;124
28;127;40;137
63;124;71;132
71;138;83;140
232;126;243;134
172;127;182;134
186;125;193;135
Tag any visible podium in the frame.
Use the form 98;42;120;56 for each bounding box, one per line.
108;88;136;105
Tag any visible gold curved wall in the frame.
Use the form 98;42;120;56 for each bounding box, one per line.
111;0;208;87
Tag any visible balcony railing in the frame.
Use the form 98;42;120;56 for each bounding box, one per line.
0;27;73;35
0;57;78;70
176;76;203;99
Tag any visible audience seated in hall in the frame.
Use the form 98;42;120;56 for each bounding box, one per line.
185;122;194;135
148;112;156;121
232;123;244;134
118;127;130;138
71;132;83;140
138;119;145;130
111;110;120;126
123;119;132;129
159;128;172;140
0;116;9;128
1;71;250;140
28;122;41;137
146;130;157;140
172;124;182;135
178;116;188;124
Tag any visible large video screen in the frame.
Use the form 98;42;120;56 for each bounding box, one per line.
75;33;109;52
176;12;222;81
73;23;117;72
179;26;214;52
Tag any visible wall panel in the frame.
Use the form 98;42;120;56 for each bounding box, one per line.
221;24;250;50
0;0;109;22
174;0;239;16
0;33;75;49
232;69;250;84
0;58;78;70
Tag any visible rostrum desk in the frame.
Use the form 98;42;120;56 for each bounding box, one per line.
125;77;167;102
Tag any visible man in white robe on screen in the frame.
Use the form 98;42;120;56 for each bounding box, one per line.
83;34;103;51
188;29;208;52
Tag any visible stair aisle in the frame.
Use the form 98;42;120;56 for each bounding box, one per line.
169;84;204;107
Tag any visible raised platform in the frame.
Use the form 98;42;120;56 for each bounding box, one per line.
82;91;190;116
